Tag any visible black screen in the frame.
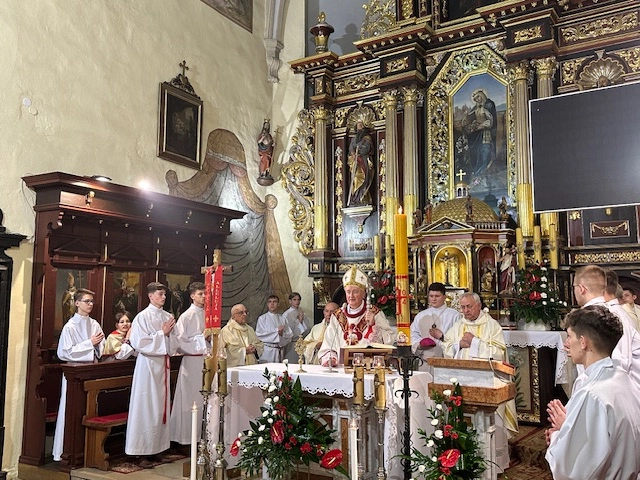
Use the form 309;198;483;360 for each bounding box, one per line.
529;81;640;213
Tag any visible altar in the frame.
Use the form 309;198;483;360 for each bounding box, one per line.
503;330;576;425
215;363;433;480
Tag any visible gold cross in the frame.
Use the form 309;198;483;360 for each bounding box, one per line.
456;169;466;182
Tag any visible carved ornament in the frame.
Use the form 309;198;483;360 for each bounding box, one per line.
361;0;396;39
281;110;316;255
578;56;625;90
335;146;344;237
532;57;557;78
561;57;588;86
346;103;377;131
514;25;542;44
617;47;640;73
335;107;350;128
574;251;640;264
561;12;639;43
335;73;380;96
401;0;413;20
386;57;409;74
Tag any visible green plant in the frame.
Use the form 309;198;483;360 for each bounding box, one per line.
407;380;486;480
231;366;348;479
512;263;567;324
369;269;396;318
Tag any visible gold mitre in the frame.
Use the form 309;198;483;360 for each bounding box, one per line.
342;266;368;291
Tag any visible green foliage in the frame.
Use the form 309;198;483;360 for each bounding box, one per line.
369;270;396;318
512;263;567;324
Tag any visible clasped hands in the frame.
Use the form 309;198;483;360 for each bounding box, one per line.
545;399;566;445
459;331;475;349
162;316;176;336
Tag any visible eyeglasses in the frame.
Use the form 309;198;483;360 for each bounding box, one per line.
234;310;249;315
79;299;94;304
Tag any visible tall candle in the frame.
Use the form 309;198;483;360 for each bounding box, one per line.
394;207;410;344
353;365;365;405
217;357;228;395
203;355;215;392
374;367;386;409
349;418;358;480
549;224;558;269
190;402;198;480
385;234;392;270
373;235;381;272
515;227;525;268
533;226;542;264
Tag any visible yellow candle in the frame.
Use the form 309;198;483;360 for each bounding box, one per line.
217;357;227;395
203;355;215;392
516;227;525;269
373;235;381;272
549;224;558;269
394;207;410;344
353;365;365;405
385;234;392;270
374;367;386;409
533;226;542;264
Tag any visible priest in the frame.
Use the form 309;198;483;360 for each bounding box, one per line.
318;266;393;367
221;303;264;366
303;302;338;364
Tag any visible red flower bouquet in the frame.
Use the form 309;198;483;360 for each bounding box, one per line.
512;262;568;325
233;368;348;479
407;380;485;480
369;270;396;318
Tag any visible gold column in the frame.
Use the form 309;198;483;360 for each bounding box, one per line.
509;61;534;237
313;106;331;250
382;90;399;243
534;58;559;238
402;85;420;236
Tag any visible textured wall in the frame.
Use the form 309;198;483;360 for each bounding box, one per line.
0;1;308;477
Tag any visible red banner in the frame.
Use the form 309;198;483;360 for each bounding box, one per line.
205;266;223;329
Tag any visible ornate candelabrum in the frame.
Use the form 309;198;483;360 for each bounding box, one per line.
294;337;307;373
373;356;388;480
351;363;366;480
214;350;228;480
198;355;214;480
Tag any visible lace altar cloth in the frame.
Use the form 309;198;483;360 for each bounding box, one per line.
216;363;433;479
503;331;575;385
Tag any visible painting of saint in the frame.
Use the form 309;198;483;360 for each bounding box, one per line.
452;73;510;215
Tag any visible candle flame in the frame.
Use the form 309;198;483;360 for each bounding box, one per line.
398;206;403;214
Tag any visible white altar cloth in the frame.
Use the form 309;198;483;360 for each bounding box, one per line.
224;363;434;480
503;330;575;387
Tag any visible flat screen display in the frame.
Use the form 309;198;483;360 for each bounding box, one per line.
529;81;640;213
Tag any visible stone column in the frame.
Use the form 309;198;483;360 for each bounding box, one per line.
533;57;558;237
509;61;534;237
402;85;420;236
313;106;331;251
382;90;399;242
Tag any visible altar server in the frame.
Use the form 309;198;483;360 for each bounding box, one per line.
318;266;393;367
52;288;105;462
170;282;209;445
256;295;292;363
125;282;177;468
282;292;313;362
546;306;640;480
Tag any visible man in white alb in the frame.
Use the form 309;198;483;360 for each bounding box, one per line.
282;292;313;362
52;288;105;462
411;282;459;372
303;302;338;364
125;282;177;468
318;266;393;367
255;295;292;363
170;282;209;446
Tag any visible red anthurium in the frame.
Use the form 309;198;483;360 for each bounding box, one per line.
230;438;241;456
300;442;312;454
438;448;461;468
320;449;343;469
270;420;285;444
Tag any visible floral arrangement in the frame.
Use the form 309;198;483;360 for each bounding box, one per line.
512;263;568;324
231;364;347;479
408;380;485;480
369;269;396;318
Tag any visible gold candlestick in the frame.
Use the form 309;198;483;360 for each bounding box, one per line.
374;367;386;409
353;365;365;405
203;354;215;392
217;355;227;395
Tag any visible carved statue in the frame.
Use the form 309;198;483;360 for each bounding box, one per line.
498;245;517;295
347;121;374;206
422;200;433;225
413;209;422;230
498;196;509;222
442;251;460;287
257;119;275;185
61;272;77;321
481;263;495;293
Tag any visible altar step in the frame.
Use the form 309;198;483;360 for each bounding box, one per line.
501;425;552;480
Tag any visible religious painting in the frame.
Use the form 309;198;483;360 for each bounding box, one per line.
165;273;193;319
452;73;508;213
158;82;203;169
426;45;516;217
55;268;90;336
201;0;253;32
508;346;542;424
112;271;141;317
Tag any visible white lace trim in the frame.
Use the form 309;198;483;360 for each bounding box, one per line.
504;331;571;384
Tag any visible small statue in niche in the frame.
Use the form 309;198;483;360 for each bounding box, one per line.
347;121;374;206
442;250;460;287
413;209;423;230
498;245;517;295
257;119;275;186
481;262;495;293
498;196;509;222
422;200;433;225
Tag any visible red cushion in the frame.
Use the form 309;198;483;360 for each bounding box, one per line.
45;412;58;422
85;412;128;425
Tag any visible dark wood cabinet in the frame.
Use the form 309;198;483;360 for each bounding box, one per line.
19;172;243;467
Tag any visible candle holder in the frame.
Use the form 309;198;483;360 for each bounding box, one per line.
294;337;307;373
214;389;229;480
198;389;212;480
374;405;388;480
352;402;367;480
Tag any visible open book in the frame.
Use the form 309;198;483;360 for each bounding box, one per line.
341;343;394;350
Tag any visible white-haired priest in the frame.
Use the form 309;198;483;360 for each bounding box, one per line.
318;266;394;367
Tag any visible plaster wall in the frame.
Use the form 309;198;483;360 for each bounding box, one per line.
0;1;308;477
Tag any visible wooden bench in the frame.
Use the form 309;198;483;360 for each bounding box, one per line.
82;375;132;470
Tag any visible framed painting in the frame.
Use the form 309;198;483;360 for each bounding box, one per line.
201;0;253;32
158;82;203;169
165;273;194;319
55;268;90;335
112;271;142;317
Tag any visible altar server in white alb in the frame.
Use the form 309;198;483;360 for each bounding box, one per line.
256;295;292;363
170;282;209;445
546;306;640;480
441;292;517;471
411;282;459;369
318;266;393;367
282;292;313;362
125;282;177;468
53;288;105;461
